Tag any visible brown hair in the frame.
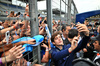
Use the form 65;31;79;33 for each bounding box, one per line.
10;11;14;16
51;31;62;42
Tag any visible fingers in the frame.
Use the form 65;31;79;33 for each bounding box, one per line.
79;30;87;32
72;36;79;46
15;47;25;55
13;45;23;52
41;43;45;47
10;45;25;57
30;39;36;42
41;43;48;48
10;45;25;58
76;24;89;33
72;39;78;48
77;25;86;30
9;46;16;53
74;40;78;45
73;36;79;41
76;24;86;29
2;37;7;44
16;54;23;59
78;27;86;32
27;39;36;44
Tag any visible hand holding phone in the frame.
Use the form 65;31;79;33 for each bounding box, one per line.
5;31;10;44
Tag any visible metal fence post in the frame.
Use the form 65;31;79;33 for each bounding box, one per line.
65;0;67;22
29;0;39;37
46;0;53;35
29;0;41;64
67;0;72;25
60;0;62;30
72;0;78;23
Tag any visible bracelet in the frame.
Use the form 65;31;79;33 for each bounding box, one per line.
49;48;51;51
46;49;49;51
13;26;16;29
69;50;72;53
68;48;72;53
46;48;49;51
27;15;29;17
0;58;2;64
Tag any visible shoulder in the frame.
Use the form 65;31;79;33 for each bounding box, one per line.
51;47;56;51
50;47;57;53
65;44;71;48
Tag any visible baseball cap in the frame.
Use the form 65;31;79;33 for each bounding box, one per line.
91;35;100;41
11;35;44;53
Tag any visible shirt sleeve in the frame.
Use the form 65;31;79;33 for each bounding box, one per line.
73;36;90;53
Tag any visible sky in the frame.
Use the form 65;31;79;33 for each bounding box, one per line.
12;0;100;14
12;0;26;7
73;0;100;13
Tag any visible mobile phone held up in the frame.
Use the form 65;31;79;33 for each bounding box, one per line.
5;31;10;44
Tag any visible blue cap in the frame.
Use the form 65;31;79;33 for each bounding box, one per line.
11;35;44;53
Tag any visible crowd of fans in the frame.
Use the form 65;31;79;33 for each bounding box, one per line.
0;4;100;66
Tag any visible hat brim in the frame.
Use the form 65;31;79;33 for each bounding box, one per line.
91;37;97;41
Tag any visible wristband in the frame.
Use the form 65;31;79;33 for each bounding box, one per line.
13;26;16;29
46;48;49;51
46;49;49;51
49;48;51;51
27;15;29;17
69;50;72;53
68;48;72;53
0;58;2;64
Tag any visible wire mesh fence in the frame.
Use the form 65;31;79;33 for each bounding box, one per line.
0;0;78;66
0;0;39;66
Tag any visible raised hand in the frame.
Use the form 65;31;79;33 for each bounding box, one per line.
5;45;25;63
25;39;36;45
41;43;48;48
76;24;89;36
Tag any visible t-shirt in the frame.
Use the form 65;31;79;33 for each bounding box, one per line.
63;38;71;45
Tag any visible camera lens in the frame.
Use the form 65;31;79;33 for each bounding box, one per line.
7;33;9;36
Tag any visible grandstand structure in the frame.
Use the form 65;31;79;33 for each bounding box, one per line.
76;10;100;23
0;0;78;23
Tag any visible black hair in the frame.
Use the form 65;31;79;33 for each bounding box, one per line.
85;19;88;20
87;24;92;27
61;24;66;32
16;12;21;16
68;29;78;39
38;14;40;17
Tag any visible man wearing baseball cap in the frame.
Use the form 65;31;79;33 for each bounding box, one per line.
91;35;100;66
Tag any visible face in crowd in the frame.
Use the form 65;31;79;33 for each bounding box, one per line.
97;26;100;33
65;26;71;35
93;41;100;51
51;32;63;46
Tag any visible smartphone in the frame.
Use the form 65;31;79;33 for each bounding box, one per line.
77;22;81;25
19;23;24;27
5;31;10;44
13;21;16;24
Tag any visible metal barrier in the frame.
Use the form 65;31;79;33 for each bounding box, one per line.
0;0;39;66
0;0;78;66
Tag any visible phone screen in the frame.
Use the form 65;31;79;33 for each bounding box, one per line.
5;31;10;44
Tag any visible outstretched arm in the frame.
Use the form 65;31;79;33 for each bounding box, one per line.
73;24;90;52
0;39;36;52
1;45;25;63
